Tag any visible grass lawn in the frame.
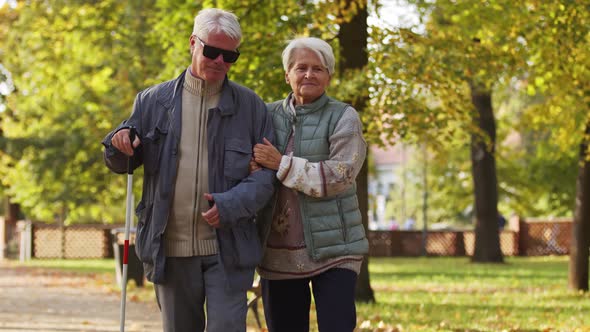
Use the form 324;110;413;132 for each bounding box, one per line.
358;256;590;332
11;256;590;331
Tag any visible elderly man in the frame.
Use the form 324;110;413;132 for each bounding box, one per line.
102;8;275;332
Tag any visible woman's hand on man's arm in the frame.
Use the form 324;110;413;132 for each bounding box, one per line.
253;137;282;171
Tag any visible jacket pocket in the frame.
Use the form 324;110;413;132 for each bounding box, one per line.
231;219;263;268
223;138;252;181
134;200;154;263
143;126;168;175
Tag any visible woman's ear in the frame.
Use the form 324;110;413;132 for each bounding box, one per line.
285;72;289;84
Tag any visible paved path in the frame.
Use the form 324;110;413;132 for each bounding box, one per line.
0;262;162;332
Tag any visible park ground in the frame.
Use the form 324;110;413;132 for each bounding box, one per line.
0;259;265;332
0;261;162;332
1;256;590;332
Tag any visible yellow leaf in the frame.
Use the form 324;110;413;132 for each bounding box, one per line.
527;85;536;96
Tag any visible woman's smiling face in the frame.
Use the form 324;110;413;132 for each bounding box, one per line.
286;48;331;105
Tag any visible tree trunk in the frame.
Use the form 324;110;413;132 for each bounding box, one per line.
355;159;375;302
2;197;21;259
470;87;503;263
568;122;590;291
338;0;374;302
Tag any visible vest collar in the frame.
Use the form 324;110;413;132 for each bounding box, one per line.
283;92;330;117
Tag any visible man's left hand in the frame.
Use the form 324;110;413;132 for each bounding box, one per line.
202;193;220;228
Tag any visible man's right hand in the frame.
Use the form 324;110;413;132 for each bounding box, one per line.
111;128;141;156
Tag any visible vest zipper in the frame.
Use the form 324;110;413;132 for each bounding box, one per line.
293;120;301;156
337;200;347;243
282;127;293;154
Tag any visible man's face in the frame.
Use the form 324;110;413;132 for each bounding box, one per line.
190;32;240;82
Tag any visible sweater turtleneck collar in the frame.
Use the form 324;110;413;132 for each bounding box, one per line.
183;68;224;96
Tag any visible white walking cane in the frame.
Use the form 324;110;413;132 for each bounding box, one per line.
120;127;137;332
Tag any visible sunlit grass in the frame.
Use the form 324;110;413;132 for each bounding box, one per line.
8;256;590;331
357;256;590;332
18;258;115;274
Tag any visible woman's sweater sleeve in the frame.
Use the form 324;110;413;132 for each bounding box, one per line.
276;106;367;198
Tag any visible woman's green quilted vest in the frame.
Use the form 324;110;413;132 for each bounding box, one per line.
267;93;369;260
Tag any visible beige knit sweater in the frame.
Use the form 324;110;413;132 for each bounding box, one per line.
164;69;223;257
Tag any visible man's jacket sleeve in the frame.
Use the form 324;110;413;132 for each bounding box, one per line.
102;93;144;174
213;102;277;227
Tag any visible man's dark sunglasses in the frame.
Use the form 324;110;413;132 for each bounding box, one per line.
197;37;240;63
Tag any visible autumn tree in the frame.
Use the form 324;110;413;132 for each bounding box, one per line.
371;0;538;262
332;0;375;303
519;1;590;291
0;1;161;223
0;2;22;253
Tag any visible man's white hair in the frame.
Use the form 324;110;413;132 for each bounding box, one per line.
282;37;335;75
192;8;242;46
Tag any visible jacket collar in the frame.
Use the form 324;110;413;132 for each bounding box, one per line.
156;71;184;109
170;72;183;142
216;76;236;117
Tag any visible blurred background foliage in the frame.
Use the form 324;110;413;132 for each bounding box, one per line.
0;0;587;225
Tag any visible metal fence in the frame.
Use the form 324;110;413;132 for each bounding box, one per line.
368;218;572;257
12;217;574;259
30;223;113;259
517;218;571;255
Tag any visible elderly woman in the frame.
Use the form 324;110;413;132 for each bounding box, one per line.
253;37;368;332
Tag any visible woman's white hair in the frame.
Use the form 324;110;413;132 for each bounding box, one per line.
192;8;242;46
282;37;335;75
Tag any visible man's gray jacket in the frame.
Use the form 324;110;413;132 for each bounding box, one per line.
102;70;276;291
